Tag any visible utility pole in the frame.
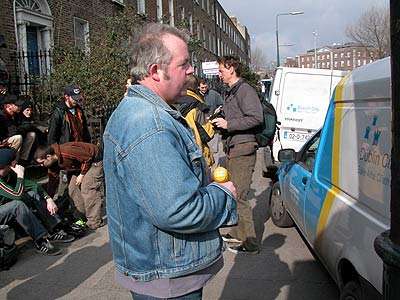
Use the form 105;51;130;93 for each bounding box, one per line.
374;2;400;299
313;31;318;68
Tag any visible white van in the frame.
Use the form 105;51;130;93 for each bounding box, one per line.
271;57;390;299
269;67;347;161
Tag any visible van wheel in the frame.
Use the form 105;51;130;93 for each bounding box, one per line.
269;182;294;227
340;280;363;300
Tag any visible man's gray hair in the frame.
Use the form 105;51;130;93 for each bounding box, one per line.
130;23;190;80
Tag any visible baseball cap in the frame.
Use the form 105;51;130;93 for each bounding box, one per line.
64;84;83;100
0;148;17;168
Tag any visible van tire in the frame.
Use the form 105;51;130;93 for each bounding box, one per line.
340;280;363;300
269;182;294;228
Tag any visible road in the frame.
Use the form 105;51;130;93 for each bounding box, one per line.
0;150;339;300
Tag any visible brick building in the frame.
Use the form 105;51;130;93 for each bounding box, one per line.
284;43;379;71
0;0;250;94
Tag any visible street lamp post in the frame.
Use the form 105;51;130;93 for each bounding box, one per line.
313;31;318;68
275;11;304;67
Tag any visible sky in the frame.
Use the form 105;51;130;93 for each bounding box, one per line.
218;0;389;66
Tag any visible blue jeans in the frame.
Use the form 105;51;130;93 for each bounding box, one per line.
0;200;47;240
130;288;203;300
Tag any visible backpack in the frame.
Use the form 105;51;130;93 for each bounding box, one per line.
255;100;278;147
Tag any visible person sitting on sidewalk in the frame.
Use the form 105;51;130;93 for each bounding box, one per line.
0;148;74;255
34;142;104;230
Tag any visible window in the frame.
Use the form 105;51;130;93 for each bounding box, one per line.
202;26;206;48
217;37;220;56
169;0;174;26
340;53;344;58
334;53;338;58
196;21;200;39
299;132;321;172
157;0;163;22
189;14;193;34
358;51;361;57
301;57;304;62
216;8;219;25
137;0;145;15
358;59;361;66
112;0;124;5
209;32;212;52
74;17;89;52
347;52;350;57
206;0;210;14
327;54;330;59
347;60;350;67
180;6;185;21
322;62;325;68
341;61;344;67
327;62;330;68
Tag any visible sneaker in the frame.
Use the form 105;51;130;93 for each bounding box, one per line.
34;238;62;256
221;234;242;244
227;244;260;255
74;219;87;228
48;229;75;243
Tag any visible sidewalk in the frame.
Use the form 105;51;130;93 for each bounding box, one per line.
0;151;339;299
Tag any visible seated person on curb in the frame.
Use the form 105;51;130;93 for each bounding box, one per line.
34;142;104;230
0;95;24;155
0;148;74;256
16;100;47;148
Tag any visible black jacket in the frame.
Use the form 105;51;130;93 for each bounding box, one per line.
47;101;91;145
0;110;21;140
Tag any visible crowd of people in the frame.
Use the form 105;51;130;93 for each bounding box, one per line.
0;84;105;256
1;22;264;300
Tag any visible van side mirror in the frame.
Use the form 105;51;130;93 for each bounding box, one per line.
278;149;296;162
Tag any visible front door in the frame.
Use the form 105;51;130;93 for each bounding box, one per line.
26;26;40;75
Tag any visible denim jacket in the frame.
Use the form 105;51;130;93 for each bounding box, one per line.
103;85;237;281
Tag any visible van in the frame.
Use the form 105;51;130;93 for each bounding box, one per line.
270;57;390;299
268;67;347;162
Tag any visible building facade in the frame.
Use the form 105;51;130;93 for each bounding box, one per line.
0;0;250;94
284;43;378;71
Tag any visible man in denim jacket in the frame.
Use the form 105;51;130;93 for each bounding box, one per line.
103;24;238;300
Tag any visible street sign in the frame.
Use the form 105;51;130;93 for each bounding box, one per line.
202;61;219;76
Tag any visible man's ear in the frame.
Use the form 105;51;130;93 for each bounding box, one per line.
149;64;161;82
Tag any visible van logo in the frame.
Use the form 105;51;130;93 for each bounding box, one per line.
286;104;319;114
364;115;381;146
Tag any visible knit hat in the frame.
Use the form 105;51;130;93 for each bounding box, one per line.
0;148;16;168
20;100;33;112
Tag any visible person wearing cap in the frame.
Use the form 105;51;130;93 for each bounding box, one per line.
47;84;91;145
0;94;23;153
0;148;75;256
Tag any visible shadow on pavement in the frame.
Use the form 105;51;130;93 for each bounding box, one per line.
6;243;111;300
249;186;271;245
220;233;291;300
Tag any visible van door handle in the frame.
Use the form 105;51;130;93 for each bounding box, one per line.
302;177;308;185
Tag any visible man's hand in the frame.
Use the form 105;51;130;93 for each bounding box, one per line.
75;174;84;186
46;198;58;215
217;181;237;199
211;117;228;129
11;164;25;179
0;139;9;148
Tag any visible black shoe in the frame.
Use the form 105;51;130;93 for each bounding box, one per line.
48;230;75;243
227;244;260;255
221;234;242;244
34;238;62;256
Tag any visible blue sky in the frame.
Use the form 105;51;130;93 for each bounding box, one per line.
218;0;389;65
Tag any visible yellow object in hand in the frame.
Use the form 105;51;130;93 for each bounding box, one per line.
213;167;230;183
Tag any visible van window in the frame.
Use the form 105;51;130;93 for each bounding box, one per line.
299;132;320;172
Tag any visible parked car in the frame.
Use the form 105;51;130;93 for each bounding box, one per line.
270;57;390;299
